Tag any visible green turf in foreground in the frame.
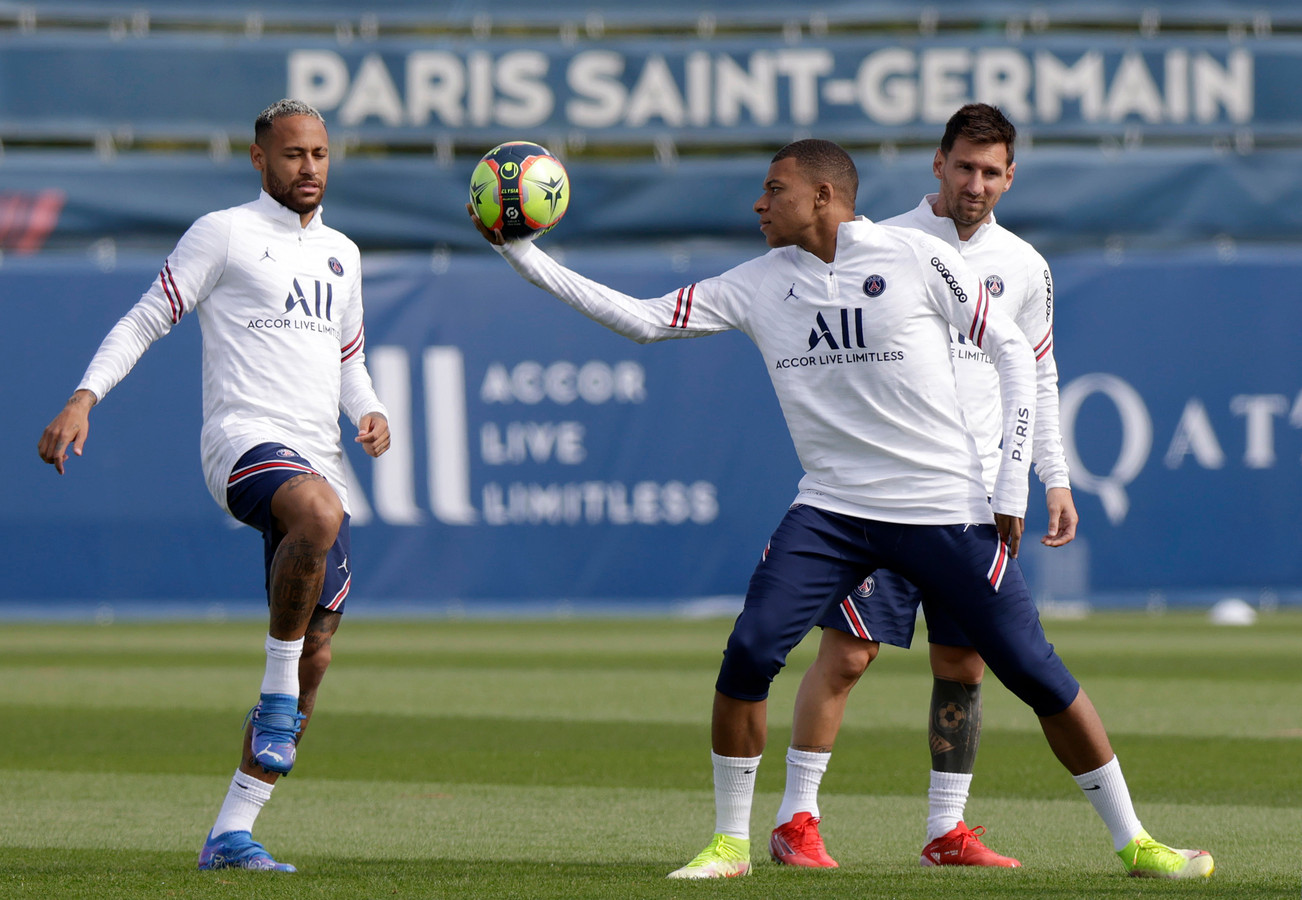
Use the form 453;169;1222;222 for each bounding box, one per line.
1;853;1295;900
0;780;1296;899
0;613;1299;899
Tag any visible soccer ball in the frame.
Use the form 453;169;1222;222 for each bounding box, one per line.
469;141;569;240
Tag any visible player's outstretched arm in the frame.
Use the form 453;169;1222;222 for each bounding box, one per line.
1041;486;1078;547
38;389;98;475
355;412;390;458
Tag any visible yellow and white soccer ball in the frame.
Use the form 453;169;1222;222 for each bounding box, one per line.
469;141;570;240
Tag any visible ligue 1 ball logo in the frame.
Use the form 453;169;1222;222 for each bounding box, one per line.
469;141;570;240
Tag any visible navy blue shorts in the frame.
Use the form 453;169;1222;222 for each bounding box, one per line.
226;443;353;614
717;504;1079;716
819;568;971;649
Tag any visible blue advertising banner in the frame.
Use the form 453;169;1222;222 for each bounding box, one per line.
6;246;794;612
1049;246;1302;602
5;242;1301;611
0;32;1288;143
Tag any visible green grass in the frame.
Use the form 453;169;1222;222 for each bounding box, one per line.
1;611;1299;899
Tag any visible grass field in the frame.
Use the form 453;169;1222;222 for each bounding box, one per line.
1;610;1299;899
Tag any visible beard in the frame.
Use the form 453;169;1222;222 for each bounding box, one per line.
946;192;993;229
264;169;323;215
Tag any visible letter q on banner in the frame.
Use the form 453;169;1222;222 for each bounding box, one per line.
1059;373;1153;525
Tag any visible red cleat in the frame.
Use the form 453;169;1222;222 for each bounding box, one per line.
769;812;839;868
920;821;1021;868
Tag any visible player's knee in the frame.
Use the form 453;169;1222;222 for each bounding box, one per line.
282;483;344;550
991;658;1078;717
726;634;783;682
930;644;985;683
716;628;784;700
820;631;877;689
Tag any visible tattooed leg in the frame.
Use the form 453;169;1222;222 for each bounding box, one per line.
296;606;342;732
929;678;982;773
266;473;342;641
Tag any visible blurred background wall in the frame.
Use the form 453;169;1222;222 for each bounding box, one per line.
3;1;1300;616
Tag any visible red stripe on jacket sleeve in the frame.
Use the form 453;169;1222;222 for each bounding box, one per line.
1034;327;1053;361
669;284;697;328
160;262;183;324
341;324;365;362
969;282;989;347
679;283;695;328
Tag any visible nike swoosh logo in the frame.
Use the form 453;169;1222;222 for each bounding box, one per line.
1083;784;1102;791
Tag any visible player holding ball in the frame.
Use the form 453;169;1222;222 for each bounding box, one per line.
467;135;1212;882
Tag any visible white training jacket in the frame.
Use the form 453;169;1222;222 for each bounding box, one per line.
77;190;387;515
498;217;1037;524
882;195;1070;496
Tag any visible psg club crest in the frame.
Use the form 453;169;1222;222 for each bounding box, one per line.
984;274;1004;296
328;257;344;276
275;448;298;459
862;274;886;297
853;576;876;597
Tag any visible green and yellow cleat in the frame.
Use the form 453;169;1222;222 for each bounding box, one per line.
1118;830;1213;879
667;833;751;879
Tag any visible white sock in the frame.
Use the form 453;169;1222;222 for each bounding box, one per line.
1073;756;1143;851
210;769;274;838
260;635;304;697
776;748;830;825
926;770;973;841
712;752;762;840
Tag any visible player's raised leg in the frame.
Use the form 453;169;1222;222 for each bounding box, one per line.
248;471;343;776
202;452;349;873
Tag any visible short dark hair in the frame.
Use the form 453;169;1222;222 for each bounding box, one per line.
940;103;1017;164
254;99;325;146
771;139;859;207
